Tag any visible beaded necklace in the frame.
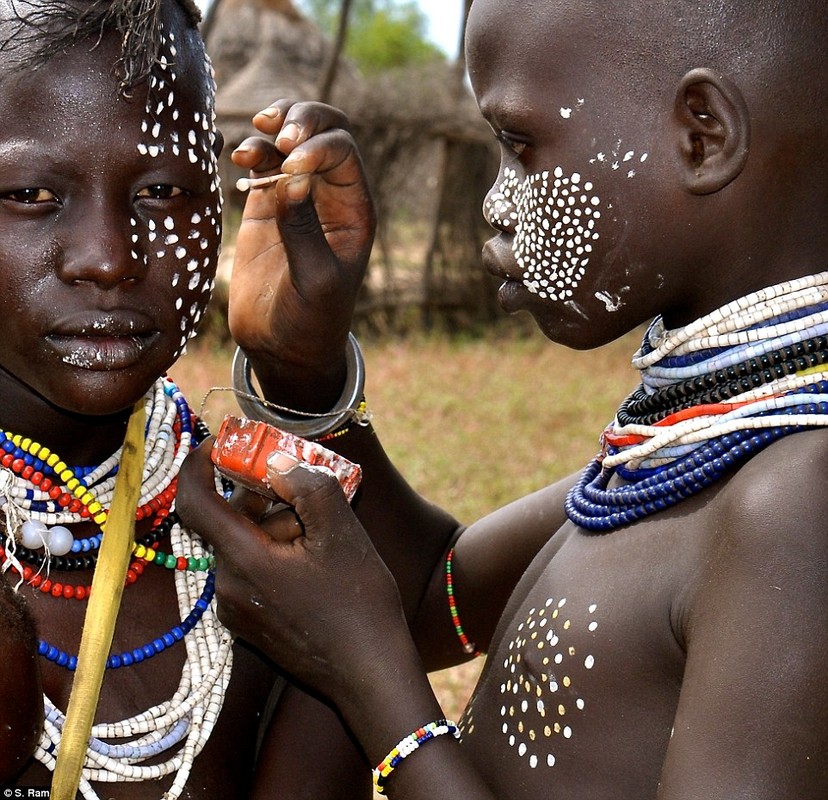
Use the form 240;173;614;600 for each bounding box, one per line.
566;272;828;532
0;377;234;800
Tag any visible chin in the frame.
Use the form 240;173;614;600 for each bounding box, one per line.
36;367;163;420
527;300;636;351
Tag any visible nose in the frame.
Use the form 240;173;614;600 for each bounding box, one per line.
483;165;522;233
58;199;146;288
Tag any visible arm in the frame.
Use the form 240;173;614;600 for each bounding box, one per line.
411;475;578;669
223;100;460;795
178;445;498;800
227;99;459;615
657;436;828;798
251;684;372;799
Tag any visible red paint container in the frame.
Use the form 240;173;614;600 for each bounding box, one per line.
211;415;362;503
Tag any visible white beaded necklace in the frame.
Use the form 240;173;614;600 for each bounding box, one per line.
14;378;234;799
605;271;828;471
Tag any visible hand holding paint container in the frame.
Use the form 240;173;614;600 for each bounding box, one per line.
211;415;362;504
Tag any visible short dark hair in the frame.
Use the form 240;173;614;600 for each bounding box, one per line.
0;0;203;92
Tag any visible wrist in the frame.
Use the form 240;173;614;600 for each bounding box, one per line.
334;633;447;767
232;333;368;438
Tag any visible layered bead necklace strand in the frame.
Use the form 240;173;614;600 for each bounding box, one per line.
0;377;234;800
566;272;828;532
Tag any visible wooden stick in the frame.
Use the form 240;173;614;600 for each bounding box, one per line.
235;173;290;192
51;401;147;800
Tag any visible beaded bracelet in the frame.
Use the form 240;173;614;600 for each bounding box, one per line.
372;719;460;795
315;399;370;442
445;547;481;657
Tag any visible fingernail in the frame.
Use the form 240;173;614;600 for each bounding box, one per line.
255;105;281;120
267;451;300;475
233;144;252;156
276;122;301;145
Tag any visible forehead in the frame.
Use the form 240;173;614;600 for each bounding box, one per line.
467;0;672;134
0;2;211;112
467;0;599;114
0;33;210;139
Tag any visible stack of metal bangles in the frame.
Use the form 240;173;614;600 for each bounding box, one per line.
231;332;368;440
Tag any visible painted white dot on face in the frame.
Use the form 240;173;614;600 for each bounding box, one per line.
505;168;601;301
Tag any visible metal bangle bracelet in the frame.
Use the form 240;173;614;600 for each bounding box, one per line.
231;333;366;439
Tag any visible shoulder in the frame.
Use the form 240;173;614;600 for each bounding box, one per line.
661;430;828;797
684;427;828;635
712;428;828;561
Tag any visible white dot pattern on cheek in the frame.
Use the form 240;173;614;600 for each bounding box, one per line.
497;599;598;769
130;25;224;361
484;166;603;302
511;167;601;301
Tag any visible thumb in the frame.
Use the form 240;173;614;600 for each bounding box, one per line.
265;452;356;542
177;441;274;562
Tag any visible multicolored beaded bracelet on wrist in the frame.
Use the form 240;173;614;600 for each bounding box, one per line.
315;399;370;442
445;547;481;657
372;719;460;795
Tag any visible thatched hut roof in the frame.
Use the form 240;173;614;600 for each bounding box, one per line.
206;0;363;147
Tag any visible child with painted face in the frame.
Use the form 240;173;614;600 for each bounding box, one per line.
0;0;375;797
179;0;828;798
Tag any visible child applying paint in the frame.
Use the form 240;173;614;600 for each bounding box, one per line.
0;0;373;796
179;0;828;797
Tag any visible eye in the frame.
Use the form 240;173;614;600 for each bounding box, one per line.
498;133;527;157
1;187;58;204
490;126;529;159
136;184;185;200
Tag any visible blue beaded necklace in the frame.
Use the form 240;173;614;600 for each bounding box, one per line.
37;572;216;671
566;273;828;532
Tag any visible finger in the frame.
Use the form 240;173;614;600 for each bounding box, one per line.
251;99;352;152
177;443;278;562
280;128;364;192
273;131;373;283
231;135;285;173
227;484;272;521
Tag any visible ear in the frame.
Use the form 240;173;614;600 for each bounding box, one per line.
674;67;750;195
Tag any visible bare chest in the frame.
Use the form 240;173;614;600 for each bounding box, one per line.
459;510;707;799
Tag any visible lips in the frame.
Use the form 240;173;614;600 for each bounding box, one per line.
481;236;529;312
47;311;159;371
482;235;519;280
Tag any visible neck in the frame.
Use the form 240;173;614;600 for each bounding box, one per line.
0;368;134;466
